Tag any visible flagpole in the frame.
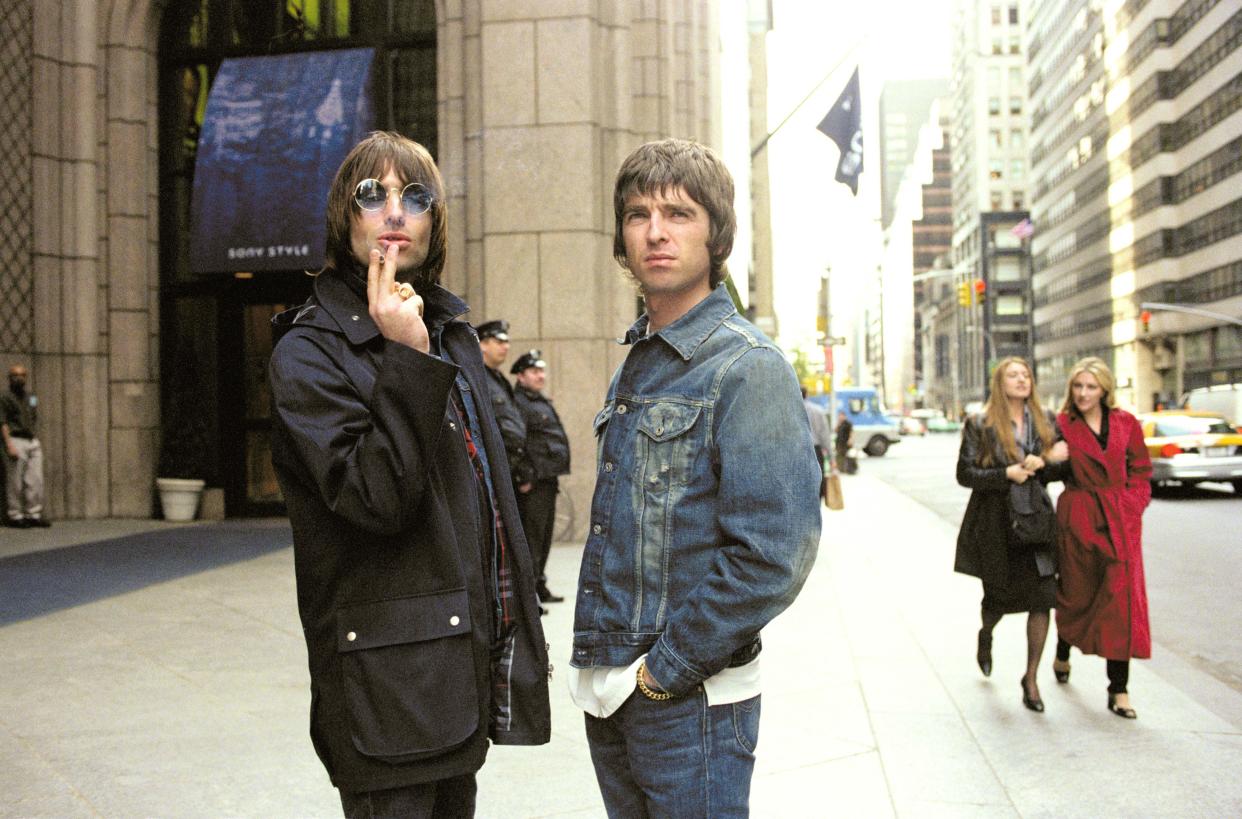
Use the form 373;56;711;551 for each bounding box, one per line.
750;40;865;160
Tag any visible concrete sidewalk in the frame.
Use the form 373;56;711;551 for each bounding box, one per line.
1;475;1239;817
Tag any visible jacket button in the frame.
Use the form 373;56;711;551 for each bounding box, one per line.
346;631;356;642
655;426;664;435
351;315;359;321
450;615;460;626
449;422;457;431
592;524;602;534
604;462;613;472
616;405;627;414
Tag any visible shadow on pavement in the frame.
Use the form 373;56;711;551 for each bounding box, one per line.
0;521;292;625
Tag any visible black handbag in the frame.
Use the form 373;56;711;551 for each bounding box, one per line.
1009;479;1056;545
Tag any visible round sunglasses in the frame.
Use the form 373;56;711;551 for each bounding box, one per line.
353;179;435;215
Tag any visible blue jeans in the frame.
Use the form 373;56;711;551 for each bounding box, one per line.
584;688;760;818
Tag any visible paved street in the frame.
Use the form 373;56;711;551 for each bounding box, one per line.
2;466;1241;817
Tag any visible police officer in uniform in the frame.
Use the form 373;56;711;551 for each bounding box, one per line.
512;350;570;604
477;320;535;493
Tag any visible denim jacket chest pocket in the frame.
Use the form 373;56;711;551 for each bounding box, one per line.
636;402;703;489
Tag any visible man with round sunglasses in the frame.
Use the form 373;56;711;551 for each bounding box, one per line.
268;131;550;817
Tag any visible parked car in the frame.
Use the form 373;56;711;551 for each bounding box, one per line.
807;387;901;456
1138;410;1242;493
925;414;963;433
1182;384;1242;430
888;413;927;436
910;407;961;433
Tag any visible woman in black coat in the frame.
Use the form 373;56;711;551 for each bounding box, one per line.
955;357;1067;712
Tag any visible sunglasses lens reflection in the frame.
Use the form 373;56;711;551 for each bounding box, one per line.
354;180;434;215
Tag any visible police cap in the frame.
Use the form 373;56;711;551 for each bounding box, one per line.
477;319;510;342
510;349;546;374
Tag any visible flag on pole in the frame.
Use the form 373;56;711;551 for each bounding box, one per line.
1011;218;1034;239
816;67;863;195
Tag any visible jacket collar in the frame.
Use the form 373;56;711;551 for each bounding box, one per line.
303;270;469;345
1061;407;1111;465
622;284;736;361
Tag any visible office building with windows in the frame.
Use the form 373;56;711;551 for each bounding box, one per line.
1029;0;1242;408
0;0;721;525
949;0;1035;403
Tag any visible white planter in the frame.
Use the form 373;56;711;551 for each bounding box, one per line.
156;477;206;522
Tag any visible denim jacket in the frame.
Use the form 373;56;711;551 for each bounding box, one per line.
570;285;821;697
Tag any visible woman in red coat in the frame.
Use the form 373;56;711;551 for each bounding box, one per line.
1053;357;1153;719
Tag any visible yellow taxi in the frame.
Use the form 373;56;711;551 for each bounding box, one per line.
1138;410;1242;493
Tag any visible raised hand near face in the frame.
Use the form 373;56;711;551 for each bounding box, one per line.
366;243;429;352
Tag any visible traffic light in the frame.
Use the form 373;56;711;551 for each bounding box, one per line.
957;281;971;307
1140;309;1152;333
974;279;987;305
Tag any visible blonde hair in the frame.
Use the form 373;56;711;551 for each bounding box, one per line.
1061;356;1117;415
978;356;1054;466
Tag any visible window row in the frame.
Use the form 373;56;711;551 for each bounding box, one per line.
1112;69;1242;179
1123;9;1241;123
988;96;1023;115
1034;260;1111;308
1129;197;1242;267
1033;210;1111;271
1130;135;1242;219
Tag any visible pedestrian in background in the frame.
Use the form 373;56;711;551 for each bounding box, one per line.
512;348;570;606
801;387;831;497
834;409;856;474
268;131;549;816
955;357;1067;712
569;138;820;818
2;364;50;528
1052;356;1153;719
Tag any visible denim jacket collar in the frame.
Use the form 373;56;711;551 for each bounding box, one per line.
622;284;737;362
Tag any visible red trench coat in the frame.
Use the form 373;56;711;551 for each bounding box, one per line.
1055;408;1153;659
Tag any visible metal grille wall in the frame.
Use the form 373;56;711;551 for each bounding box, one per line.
0;1;32;353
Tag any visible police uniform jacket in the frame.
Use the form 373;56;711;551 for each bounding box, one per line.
514;386;570;480
268;270;550;793
483;366;535;486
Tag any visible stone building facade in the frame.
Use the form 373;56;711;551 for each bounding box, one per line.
0;0;721;532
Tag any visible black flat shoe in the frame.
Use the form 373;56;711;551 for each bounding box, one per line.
976;630;993;678
1021;677;1044;712
1107;693;1137;719
1052;659;1071;684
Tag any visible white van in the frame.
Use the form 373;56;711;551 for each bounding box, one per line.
1182;384;1242;426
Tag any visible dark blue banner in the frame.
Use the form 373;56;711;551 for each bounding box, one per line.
189;48;375;273
817;67;863;196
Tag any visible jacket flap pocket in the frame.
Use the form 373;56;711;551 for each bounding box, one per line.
637;402;701;442
336;589;471;652
593;403;614;435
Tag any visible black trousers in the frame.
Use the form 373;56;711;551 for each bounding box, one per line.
517;477;558;588
1056;638;1130;693
339;773;476;818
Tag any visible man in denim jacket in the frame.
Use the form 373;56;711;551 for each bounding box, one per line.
568;138;822;817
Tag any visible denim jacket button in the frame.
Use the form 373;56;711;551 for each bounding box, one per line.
592;524;602;534
616;404;627;414
604;462;613;472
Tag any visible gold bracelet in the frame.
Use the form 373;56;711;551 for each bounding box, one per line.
636;661;673;701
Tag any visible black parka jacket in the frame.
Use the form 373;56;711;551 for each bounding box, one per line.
514;386;570;480
268;271;550;793
954;410;1065;585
